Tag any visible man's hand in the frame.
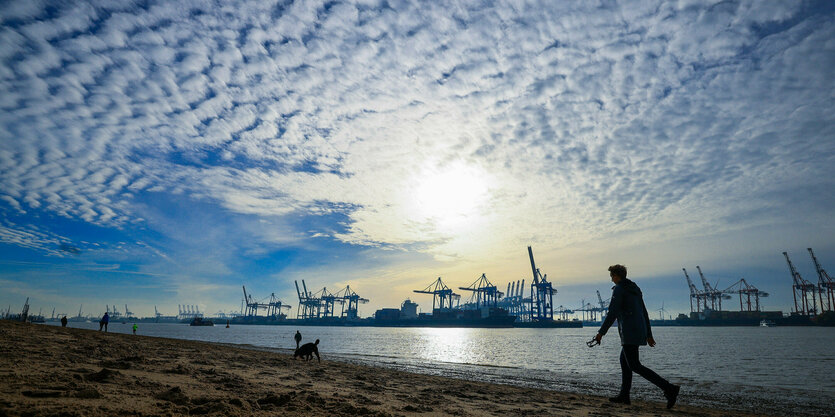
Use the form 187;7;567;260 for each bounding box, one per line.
594;333;602;344
647;337;656;347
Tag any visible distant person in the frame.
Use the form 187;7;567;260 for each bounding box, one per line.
60;315;67;327
132;323;138;335
294;330;302;349
99;312;109;332
294;339;320;363
226;319;230;328
594;264;680;409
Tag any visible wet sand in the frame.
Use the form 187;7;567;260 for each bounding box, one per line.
0;320;769;416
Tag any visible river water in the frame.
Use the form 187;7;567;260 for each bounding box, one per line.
50;322;835;415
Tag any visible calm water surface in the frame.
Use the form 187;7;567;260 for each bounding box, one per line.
53;322;835;415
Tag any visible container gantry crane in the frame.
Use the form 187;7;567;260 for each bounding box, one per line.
413;277;460;312
783;251;817;316
808;248;834;313
696;266;731;311
335;285;368;319
682;268;705;313
294;280;321;319
722;279;769;312
459;273;503;309
527;246;554;321
596;290;609;315
499;279;526;318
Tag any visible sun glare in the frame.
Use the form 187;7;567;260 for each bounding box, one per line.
410;162;491;231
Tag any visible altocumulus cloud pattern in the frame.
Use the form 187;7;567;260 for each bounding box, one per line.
1;0;834;262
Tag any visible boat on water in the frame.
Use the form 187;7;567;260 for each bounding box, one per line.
760;319;776;327
189;317;214;326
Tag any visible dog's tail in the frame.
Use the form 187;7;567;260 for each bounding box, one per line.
315;339;320;345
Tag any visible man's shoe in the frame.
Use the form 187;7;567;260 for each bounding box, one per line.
608;395;630;405
665;385;680;409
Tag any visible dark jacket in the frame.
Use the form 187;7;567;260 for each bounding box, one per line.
598;278;652;346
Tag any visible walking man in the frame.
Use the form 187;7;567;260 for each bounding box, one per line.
132;323;138;335
294;330;302;349
60;315;68;328
594;264;680;408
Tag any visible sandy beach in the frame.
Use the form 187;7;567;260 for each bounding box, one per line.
0;321;767;417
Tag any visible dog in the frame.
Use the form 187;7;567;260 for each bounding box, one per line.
293;339;320;363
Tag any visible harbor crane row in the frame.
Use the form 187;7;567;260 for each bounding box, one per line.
499;279;527;319
527;246;555;321
555;305;573;321
808;248;834;313
459;273;503;309
784;251;818;316
242;286;291;318
413;277;460;312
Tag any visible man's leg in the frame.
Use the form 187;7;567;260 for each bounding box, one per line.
619;347;633;396
621;345;671;390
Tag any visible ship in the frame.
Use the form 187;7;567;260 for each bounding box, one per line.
373;299;517;328
189;317;214;326
374;307;517;328
514;319;582;328
673;309;802;326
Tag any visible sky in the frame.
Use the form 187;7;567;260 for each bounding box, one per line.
1;0;834;320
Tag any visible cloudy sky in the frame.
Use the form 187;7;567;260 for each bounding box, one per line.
1;0;833;319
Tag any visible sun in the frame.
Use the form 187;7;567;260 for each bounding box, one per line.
410;161;491;231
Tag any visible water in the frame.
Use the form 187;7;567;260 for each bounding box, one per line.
51;322;835;415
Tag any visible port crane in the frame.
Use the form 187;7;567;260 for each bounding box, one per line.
241;286;292;318
309;287;340;318
596;290;609;316
696;266;731;311
554;305;573;321
722;279;769;312
499;279;527;319
784;251;817;316
334;285;368;319
295;280;325;319
574;299;598;322
527;246;554;321
459;273;503;309
413;277;460;312
682;268;705;313
808;248;834;313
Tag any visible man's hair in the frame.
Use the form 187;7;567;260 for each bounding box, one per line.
608;264;627;279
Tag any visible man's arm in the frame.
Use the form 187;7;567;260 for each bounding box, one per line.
642;298;656;346
598;286;623;336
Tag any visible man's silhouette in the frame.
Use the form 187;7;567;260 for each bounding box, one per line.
594;264;680;409
294;330;302;349
294;339;320;363
99;312;109;332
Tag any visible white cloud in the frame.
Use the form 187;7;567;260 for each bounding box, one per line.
0;0;832;282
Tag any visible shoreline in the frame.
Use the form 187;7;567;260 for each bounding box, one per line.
0;320;774;416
